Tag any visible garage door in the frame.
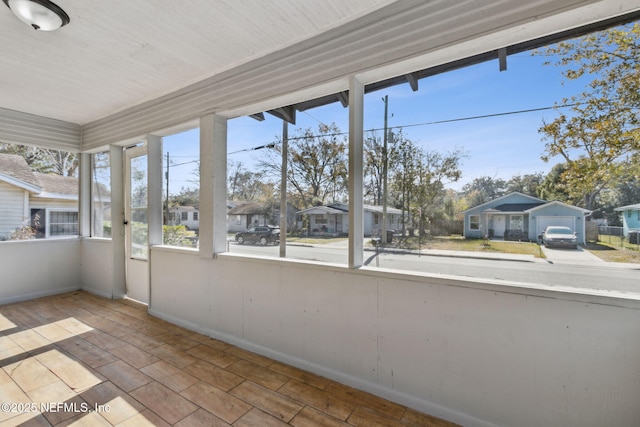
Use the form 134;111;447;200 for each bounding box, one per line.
536;216;575;235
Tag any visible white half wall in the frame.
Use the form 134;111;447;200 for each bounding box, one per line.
149;247;640;427
80;238;114;299
0;239;81;305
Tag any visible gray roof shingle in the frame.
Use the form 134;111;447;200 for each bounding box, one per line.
35;173;78;195
0;153;42;189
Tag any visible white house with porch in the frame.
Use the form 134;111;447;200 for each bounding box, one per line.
297;202;404;236
168;205;199;230
463;192;590;244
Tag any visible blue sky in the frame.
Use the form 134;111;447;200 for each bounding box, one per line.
164;49;588;195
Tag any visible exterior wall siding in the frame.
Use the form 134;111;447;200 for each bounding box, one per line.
0;183;27;240
621;209;640;237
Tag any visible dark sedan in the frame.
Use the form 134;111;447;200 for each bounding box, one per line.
235;226;280;245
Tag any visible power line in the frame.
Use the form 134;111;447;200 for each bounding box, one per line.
228;102;579;154
167;159;199;168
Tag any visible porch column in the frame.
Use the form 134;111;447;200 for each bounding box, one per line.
78;152;91;237
199;114;228;257
110;144;126;299
279;120;288;258
147;135;163;247
349;75;364;268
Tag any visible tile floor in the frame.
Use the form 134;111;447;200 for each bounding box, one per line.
0;291;458;426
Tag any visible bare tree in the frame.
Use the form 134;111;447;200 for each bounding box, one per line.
259;123;348;208
0;143;78;176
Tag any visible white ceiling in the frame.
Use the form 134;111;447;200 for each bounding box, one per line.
1;0;639;138
0;0;395;125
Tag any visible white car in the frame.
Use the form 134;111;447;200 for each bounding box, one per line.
541;226;578;249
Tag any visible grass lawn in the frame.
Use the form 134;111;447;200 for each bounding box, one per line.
280;234;639;263
583;241;640;263
286;236;348;245
378;235;545;258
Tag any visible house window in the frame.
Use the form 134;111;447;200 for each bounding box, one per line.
510;215;523;231
49;211;79;236
31;208;78;238
30;209;46;238
236;215;241;225
315;215;328;224
374;213;380;225
469;215;480;230
181;212;188;221
193;212;198;221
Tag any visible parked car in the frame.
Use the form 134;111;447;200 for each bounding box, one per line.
235;226;280;245
540;226;578;249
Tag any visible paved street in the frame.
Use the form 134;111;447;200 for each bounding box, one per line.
228;240;639;295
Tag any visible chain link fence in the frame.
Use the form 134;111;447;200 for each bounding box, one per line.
598;225;640;250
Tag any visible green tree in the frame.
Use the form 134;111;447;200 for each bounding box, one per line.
506;173;544;197
538;163;572;203
411;147;466;235
462;176;507;207
364;130;385;204
537;23;640;209
387;133;465;235
389;132;420;234
172;187;199;206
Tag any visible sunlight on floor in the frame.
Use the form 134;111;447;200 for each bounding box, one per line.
0;313;16;332
0;317;143;425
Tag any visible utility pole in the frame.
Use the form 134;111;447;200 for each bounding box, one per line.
382;95;389;244
165;152;170;225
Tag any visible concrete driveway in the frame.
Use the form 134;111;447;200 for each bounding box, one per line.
540;245;605;265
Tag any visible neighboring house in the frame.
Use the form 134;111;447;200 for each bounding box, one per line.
614;203;640;238
463;192;590;244
168;205;199;230
227;202;272;233
297;202;405;236
0;154;79;240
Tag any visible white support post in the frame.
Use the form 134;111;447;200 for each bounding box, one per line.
349;76;364;268
147;135;163;247
280;120;288;258
78;152;91;237
199;114;228;257
110;144;126;299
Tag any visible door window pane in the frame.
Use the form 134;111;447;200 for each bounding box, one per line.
92;152;111;238
129;153;148;259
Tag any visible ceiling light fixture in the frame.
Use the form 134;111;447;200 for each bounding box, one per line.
3;0;70;31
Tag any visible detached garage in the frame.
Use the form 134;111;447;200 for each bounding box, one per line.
464;193;590;244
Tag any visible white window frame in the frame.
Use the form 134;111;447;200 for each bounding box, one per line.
40;208;79;239
469;215;480;230
90;151;111;239
510;215;523;231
